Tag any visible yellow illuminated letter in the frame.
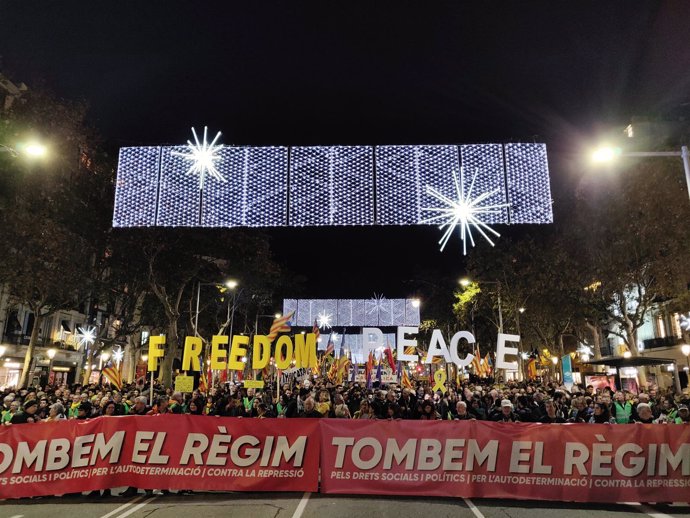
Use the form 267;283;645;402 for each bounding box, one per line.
294;333;317;369
275;335;294;370
148;335;166;371
211;335;228;370
253;335;271;370
228;335;249;371
182;336;203;372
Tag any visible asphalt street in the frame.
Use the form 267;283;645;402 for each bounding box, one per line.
0;490;688;518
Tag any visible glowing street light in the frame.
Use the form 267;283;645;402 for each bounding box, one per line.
46;348;57;360
411;299;421;308
225;279;238;290
623;351;632;359
682;344;690;372
23;142;48;157
590;144;690;201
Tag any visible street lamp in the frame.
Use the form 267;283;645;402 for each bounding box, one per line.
0;141;48;158
47;348;56;383
411;299;421;308
590;144;690;201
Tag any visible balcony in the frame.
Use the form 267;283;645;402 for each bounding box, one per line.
642;336;681;350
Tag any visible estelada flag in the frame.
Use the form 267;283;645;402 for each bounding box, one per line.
198;368;208;394
102;362;122;391
401;367;413;389
527;358;538;379
267;311;295;343
384;345;396;374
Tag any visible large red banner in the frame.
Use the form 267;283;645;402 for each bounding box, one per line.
319;420;690;503
0;415;320;499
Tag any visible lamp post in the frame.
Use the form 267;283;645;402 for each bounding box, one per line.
682;345;690;388
47;348;56;385
551;355;559;383
591;145;690;201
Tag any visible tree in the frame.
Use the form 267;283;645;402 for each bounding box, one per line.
0;88;101;388
575;158;690;385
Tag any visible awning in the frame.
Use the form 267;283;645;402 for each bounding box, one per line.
583;356;675;368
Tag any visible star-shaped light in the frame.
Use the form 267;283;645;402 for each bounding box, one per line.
112;347;125;365
317;312;332;330
76;326;97;349
172;126;225;190
422;168;510;254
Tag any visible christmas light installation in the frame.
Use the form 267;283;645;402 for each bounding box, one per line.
317;312;333;330
76;326;97;349
112;347;125;365
421;168;510;254
171;126;225;190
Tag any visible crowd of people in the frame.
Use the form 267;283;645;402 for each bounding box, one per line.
2;375;689;426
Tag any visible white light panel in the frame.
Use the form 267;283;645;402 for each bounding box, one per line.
201;146;288;227
113;142;553;230
505;143;553;224
157;146;201;226
376;145;459;225
113;147;161;227
459;144;509;224
290;146;373;226
285;299;421;327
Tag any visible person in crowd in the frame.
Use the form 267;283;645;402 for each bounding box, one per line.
674;404;689;424
611;391;633;424
170;392;185;414
589;402;615;424
44;402;66;421
187;398;204;415
130;396;150;416
2;400;19;425
454;401;473;420
10;399;40;424
492;399;519;422
353;399;375;419
300;397;323;418
540;399;566;423
333;393;351;418
75;401;92;420
419;400;440;420
633;402;656;424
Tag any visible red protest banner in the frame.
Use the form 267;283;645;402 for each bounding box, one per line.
319;420;690;503
0;415;319;499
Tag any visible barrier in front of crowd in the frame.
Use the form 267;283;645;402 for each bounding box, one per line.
0;416;688;502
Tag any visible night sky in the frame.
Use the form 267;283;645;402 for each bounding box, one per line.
2;1;690;298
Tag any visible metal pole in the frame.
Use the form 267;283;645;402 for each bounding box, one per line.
682;145;690;202
497;286;503;333
194;281;201;337
149;370;154;407
226;290;237;383
673;363;682;394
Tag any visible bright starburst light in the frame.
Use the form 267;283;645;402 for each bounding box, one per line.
172;126;225;190
112;347;124;365
422;168;510;254
317;312;332;330
76;326;97;349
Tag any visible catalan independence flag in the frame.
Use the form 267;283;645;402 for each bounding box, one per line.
267;311;295;343
401;367;413;389
102;362;122;390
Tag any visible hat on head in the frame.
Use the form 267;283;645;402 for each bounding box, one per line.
501;399;513;408
23;399;38;409
678;404;688;411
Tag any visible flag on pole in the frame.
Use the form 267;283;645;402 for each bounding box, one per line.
527;358;537;379
324;333;334;357
484;353;493;376
351;360;358;383
365;351;374;389
102;362;122;390
401;367;413;389
384;344;396;374
267;311;295;343
471;346;485;377
312;319;321;345
376;357;383;383
198;368;208;394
